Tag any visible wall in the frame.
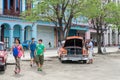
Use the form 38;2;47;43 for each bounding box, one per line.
0;0;3;14
37;26;55;48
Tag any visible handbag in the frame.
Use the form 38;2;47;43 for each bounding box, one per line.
17;45;23;58
18;50;23;58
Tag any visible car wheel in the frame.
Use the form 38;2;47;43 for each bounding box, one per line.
1;65;6;71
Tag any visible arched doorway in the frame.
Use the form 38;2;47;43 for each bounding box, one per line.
24;26;32;40
13;25;22;42
1;23;10;48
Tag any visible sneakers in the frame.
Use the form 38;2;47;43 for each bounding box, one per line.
37;68;42;71
30;64;33;67
14;69;20;74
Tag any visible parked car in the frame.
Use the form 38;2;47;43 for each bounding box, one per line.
22;40;31;50
58;36;88;63
22;40;37;50
0;42;8;71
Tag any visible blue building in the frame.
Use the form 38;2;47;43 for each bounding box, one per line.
0;0;89;49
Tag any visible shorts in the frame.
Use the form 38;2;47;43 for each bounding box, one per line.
36;55;44;65
88;50;93;59
30;51;35;59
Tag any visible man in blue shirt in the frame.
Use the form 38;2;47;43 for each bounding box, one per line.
30;38;36;67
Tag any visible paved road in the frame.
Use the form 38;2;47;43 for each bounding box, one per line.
1;54;120;80
6;46;119;63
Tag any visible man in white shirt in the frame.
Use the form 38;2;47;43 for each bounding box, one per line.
87;39;94;64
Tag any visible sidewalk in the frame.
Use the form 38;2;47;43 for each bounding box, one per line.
94;46;119;53
7;49;58;63
7;46;119;63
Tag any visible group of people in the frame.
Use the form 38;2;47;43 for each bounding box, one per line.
10;37;94;74
11;38;45;74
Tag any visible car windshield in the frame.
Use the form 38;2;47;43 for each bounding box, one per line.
0;44;4;50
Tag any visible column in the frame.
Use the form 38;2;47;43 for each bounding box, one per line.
104;32;106;46
22;0;26;11
85;30;90;40
109;28;112;46
15;0;16;11
32;23;37;41
8;0;10;10
9;28;13;48
0;0;3;14
119;35;120;44
20;0;22;12
0;27;1;41
115;30;118;46
21;28;24;43
106;31;108;46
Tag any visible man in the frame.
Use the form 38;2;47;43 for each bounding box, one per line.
36;39;45;71
87;39;94;64
30;38;36;67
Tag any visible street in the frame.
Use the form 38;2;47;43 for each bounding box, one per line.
0;48;120;80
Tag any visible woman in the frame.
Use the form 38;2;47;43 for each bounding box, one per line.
11;38;24;74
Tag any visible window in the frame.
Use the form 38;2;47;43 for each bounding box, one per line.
10;0;14;10
4;0;7;9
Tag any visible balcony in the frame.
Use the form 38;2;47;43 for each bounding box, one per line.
4;9;20;17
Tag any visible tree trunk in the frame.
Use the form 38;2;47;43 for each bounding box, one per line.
97;35;103;54
59;27;64;41
97;31;103;54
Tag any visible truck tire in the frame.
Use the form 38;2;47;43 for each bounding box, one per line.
83;60;87;64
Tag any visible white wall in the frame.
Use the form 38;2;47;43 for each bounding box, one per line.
37;26;55;48
22;0;26;11
0;0;3;14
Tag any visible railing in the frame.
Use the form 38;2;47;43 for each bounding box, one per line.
3;9;20;17
0;14;22;20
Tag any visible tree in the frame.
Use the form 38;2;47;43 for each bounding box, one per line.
21;0;85;41
82;0;119;54
109;3;120;44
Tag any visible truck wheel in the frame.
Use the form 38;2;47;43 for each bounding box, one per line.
83;60;87;64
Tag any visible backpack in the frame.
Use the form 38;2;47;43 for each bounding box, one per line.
13;46;19;57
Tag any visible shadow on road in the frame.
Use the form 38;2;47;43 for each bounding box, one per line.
12;74;24;78
0;71;5;75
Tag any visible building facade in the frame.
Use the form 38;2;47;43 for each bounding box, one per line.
0;0;57;49
0;0;118;49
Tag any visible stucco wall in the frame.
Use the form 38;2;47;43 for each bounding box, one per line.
37;26;55;48
0;0;3;14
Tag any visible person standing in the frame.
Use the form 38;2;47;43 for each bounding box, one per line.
30;38;36;67
87;39;94;64
35;39;45;71
11;38;24;74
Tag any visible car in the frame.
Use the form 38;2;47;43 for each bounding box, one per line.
0;42;8;71
22;40;37;50
22;40;31;50
58;36;88;63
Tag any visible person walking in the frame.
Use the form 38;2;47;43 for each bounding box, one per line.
87;39;94;64
30;38;36;67
35;39;45;71
11;38;24;74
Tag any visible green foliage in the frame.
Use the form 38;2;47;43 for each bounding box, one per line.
82;0;120;27
21;0;85;25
